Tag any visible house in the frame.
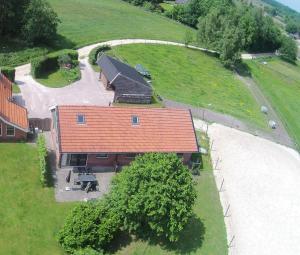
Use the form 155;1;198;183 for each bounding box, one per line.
0;73;29;141
51;106;198;169
97;54;153;104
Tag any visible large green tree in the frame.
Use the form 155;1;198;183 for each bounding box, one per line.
110;153;196;242
279;35;298;63
22;0;60;45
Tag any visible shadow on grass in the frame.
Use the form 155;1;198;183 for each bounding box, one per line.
106;214;205;254
235;62;252;77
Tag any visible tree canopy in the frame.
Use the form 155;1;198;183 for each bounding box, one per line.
0;0;59;45
59;153;196;253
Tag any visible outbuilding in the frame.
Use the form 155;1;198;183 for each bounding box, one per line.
97;54;153;104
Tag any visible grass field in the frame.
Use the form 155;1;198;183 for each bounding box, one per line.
36;67;81;88
247;58;300;149
114;133;228;255
106;44;266;128
0;144;73;255
0;0;193;67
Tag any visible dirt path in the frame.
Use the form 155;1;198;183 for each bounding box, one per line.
164;99;294;148
235;74;294;148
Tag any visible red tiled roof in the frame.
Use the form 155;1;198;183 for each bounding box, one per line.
57;106;198;153
0;74;28;131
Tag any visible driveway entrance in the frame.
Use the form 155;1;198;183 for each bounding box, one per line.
15;58;114;118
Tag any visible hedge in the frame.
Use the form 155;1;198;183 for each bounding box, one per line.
89;45;111;66
31;49;79;78
37;134;49;186
0;66;15;82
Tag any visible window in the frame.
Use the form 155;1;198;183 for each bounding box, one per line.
177;153;184;158
0;123;2;136
6;125;15;136
125;153;137;158
131;115;139;125
77;114;85;124
96;154;108;159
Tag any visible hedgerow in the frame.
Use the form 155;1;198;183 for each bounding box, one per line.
89;45;111;66
37;134;48;186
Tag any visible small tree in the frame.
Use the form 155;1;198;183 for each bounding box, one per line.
279;36;298;63
22;0;60;45
58;54;72;69
58;200;121;254
110;153;196;242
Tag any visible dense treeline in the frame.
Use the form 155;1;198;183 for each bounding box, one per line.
197;4;283;66
0;0;59;45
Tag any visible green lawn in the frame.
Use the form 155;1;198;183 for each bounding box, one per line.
114;133;228;255
12;83;21;93
106;44;266;128
0;0;194;67
0;144;74;255
246;58;300;149
36;67;81;88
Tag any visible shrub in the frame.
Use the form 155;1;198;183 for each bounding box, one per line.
279;35;298;63
31;49;79;78
0;66;15;82
37;134;48;186
58;200;122;254
89;45;111;66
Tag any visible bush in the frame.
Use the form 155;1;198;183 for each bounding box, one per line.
31;49;79;78
0;66;15;82
58;200;122;254
37;134;48;186
89;45;111;66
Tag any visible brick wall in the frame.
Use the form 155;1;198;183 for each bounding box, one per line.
0;120;27;141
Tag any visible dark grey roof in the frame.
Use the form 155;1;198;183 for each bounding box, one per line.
113;75;152;96
97;54;149;87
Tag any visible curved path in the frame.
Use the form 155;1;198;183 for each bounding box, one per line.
15;38;293;148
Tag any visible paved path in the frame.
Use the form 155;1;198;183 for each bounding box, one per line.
164;99;294;148
15;58;114;118
194;119;300;255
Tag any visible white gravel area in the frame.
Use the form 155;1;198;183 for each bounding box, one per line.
194;119;300;255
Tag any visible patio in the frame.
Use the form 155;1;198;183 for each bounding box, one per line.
54;167;115;202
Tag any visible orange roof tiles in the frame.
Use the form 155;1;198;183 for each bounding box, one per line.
57;106;198;153
0;74;29;131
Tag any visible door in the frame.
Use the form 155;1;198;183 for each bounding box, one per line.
69;154;87;166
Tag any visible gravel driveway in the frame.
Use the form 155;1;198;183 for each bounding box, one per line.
15;58;114;118
194;119;300;255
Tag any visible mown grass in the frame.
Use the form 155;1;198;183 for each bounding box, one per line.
246;58;300;149
36;67;81;88
106;44;266;128
0;144;74;255
0;0;194;67
113;132;228;255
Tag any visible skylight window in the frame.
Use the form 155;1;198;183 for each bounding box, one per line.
77;114;85;124
132;115;139;125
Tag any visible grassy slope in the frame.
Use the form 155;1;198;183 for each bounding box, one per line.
107;44;266;128
50;0;193;47
0;0;194;67
247;58;300;148
0;144;73;255
115;133;228;255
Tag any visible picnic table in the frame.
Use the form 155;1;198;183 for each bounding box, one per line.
74;174;98;192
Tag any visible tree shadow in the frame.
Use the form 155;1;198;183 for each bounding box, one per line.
234;62;252;77
105;231;133;254
52;34;76;50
